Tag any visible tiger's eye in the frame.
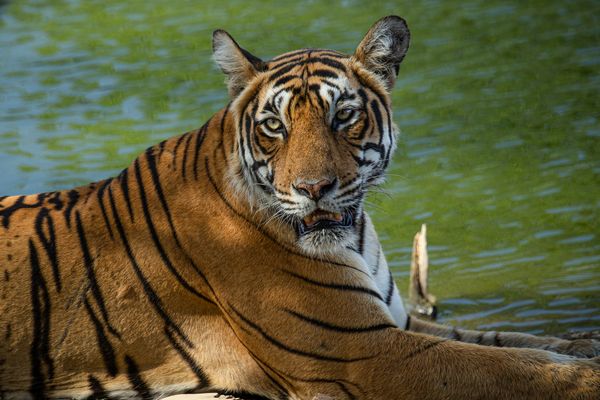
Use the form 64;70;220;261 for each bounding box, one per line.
335;108;354;122
265;118;282;131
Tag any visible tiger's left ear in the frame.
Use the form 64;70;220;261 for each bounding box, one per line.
212;30;265;97
353;16;410;91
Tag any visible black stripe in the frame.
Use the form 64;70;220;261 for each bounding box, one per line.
273;74;298;87
254;129;276;155
216;391;272;400
402;339;446;361
29;239;53;399
270;49;309;62
310;69;338;79
268;62;301;81
285;89;296;120
404;314;411;330
64;190;79;229
363;142;385;158
493;332;502;347
171;134;186;169
268;56;306;72
319;79;341;91
451;327;461;341
351;153;368;167
309;57;346;72
87;375;109;399
106;186;191;346
230;304;374;363
370;99;384;141
308;84;327;111
283;269;384;302
133;159;212;303
475;332;483;345
336;382;358;400
274;195;295;204
119;168;135;223
180;133;193;180
382;99;394;170
48;191;63;210
237;106;252;176
244;112;253;159
0;195;46;229
164;327;210;388
145;149;183;249
157;139;167;158
124;355;152;400
285;309;394;333
83;298;118;377
96;179;115;239
384;269;395;306
75;212;120;338
314;50;348;59
34;208;61;292
357;212;366;255
262;361;358;400
193;124;208;180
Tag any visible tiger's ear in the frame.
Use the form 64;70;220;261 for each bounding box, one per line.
212;30;265;97
353;16;410;91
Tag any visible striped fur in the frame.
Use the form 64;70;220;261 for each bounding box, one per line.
1;16;599;400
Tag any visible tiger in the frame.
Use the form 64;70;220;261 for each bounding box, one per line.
0;15;599;400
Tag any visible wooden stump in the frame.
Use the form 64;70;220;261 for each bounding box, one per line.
408;224;437;319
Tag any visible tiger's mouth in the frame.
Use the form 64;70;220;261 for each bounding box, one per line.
297;208;355;236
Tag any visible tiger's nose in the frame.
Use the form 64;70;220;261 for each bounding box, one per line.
294;178;336;201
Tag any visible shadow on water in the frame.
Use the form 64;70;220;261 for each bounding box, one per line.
0;0;598;334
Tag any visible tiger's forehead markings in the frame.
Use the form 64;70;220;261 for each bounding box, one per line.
266;50;348;83
260;50;353;117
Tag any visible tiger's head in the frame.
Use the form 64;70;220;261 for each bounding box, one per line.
212;16;410;254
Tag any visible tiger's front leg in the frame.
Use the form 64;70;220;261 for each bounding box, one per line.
406;315;600;358
365;219;600;358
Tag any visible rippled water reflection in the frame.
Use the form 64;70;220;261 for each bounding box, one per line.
1;0;598;334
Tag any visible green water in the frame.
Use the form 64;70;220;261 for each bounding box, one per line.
1;0;598;335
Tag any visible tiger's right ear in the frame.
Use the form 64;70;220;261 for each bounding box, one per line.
212;30;265;97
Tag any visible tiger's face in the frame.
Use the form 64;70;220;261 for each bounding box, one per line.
235;53;396;252
213;17;410;253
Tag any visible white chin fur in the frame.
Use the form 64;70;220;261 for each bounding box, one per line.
297;227;357;256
